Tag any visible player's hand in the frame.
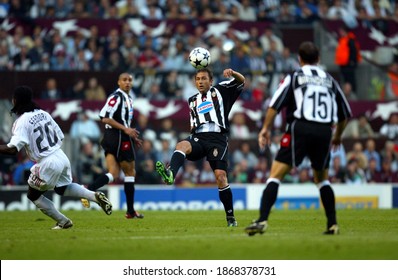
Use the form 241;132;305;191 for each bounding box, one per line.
223;68;234;78
124;127;140;139
258;127;271;150
134;137;143;149
331;135;342;151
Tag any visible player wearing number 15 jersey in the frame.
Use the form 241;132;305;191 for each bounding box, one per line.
245;42;352;236
0;86;112;230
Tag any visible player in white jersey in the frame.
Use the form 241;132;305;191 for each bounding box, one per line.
0;86;112;229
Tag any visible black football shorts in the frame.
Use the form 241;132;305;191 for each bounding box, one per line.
185;132;228;171
275;120;332;170
101;129;135;162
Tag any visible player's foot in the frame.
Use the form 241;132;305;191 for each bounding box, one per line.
52;219;73;230
95;192;112;215
245;220;268;236
323;224;339;235
80;198;90;208
125;211;144;219
156;161;174;185
227;216;238;227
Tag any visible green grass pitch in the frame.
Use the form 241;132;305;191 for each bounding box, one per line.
1;209;397;260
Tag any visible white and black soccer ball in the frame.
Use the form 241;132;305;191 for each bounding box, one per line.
189;47;211;69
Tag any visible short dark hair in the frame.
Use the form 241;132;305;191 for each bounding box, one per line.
298;41;319;65
195;68;213;80
118;72;132;80
11;86;40;115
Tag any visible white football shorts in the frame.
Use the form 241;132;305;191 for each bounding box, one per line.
28;149;73;191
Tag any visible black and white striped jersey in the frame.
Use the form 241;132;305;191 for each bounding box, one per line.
188;78;244;134
269;65;352;125
99;88;134;129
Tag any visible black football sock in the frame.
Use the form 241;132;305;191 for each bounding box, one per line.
219;185;234;217
169;151;186;177
124;177;136;214
258;180;280;222
88;173;112;191
319;184;337;228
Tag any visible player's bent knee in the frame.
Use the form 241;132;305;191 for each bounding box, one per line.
214;170;227;185
312;170;329;185
54;185;67;195
176;141;191;153
27;187;43;201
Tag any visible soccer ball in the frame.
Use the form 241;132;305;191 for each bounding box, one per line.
189;47;211;69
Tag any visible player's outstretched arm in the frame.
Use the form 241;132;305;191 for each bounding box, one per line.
223;68;245;84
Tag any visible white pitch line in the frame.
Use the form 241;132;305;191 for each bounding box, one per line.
3;233;262;243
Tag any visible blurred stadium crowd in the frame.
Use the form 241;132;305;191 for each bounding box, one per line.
1;0;396;23
0;0;397;186
0;0;397;76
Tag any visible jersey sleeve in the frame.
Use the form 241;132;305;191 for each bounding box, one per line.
269;74;292;112
8;117;29;152
216;78;244;104
188;95;196;130
99;94;121;119
50;114;64;141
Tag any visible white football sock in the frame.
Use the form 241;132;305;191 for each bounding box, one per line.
33;195;69;224
62;183;96;201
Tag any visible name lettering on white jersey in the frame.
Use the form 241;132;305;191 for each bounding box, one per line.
9;109;64;161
